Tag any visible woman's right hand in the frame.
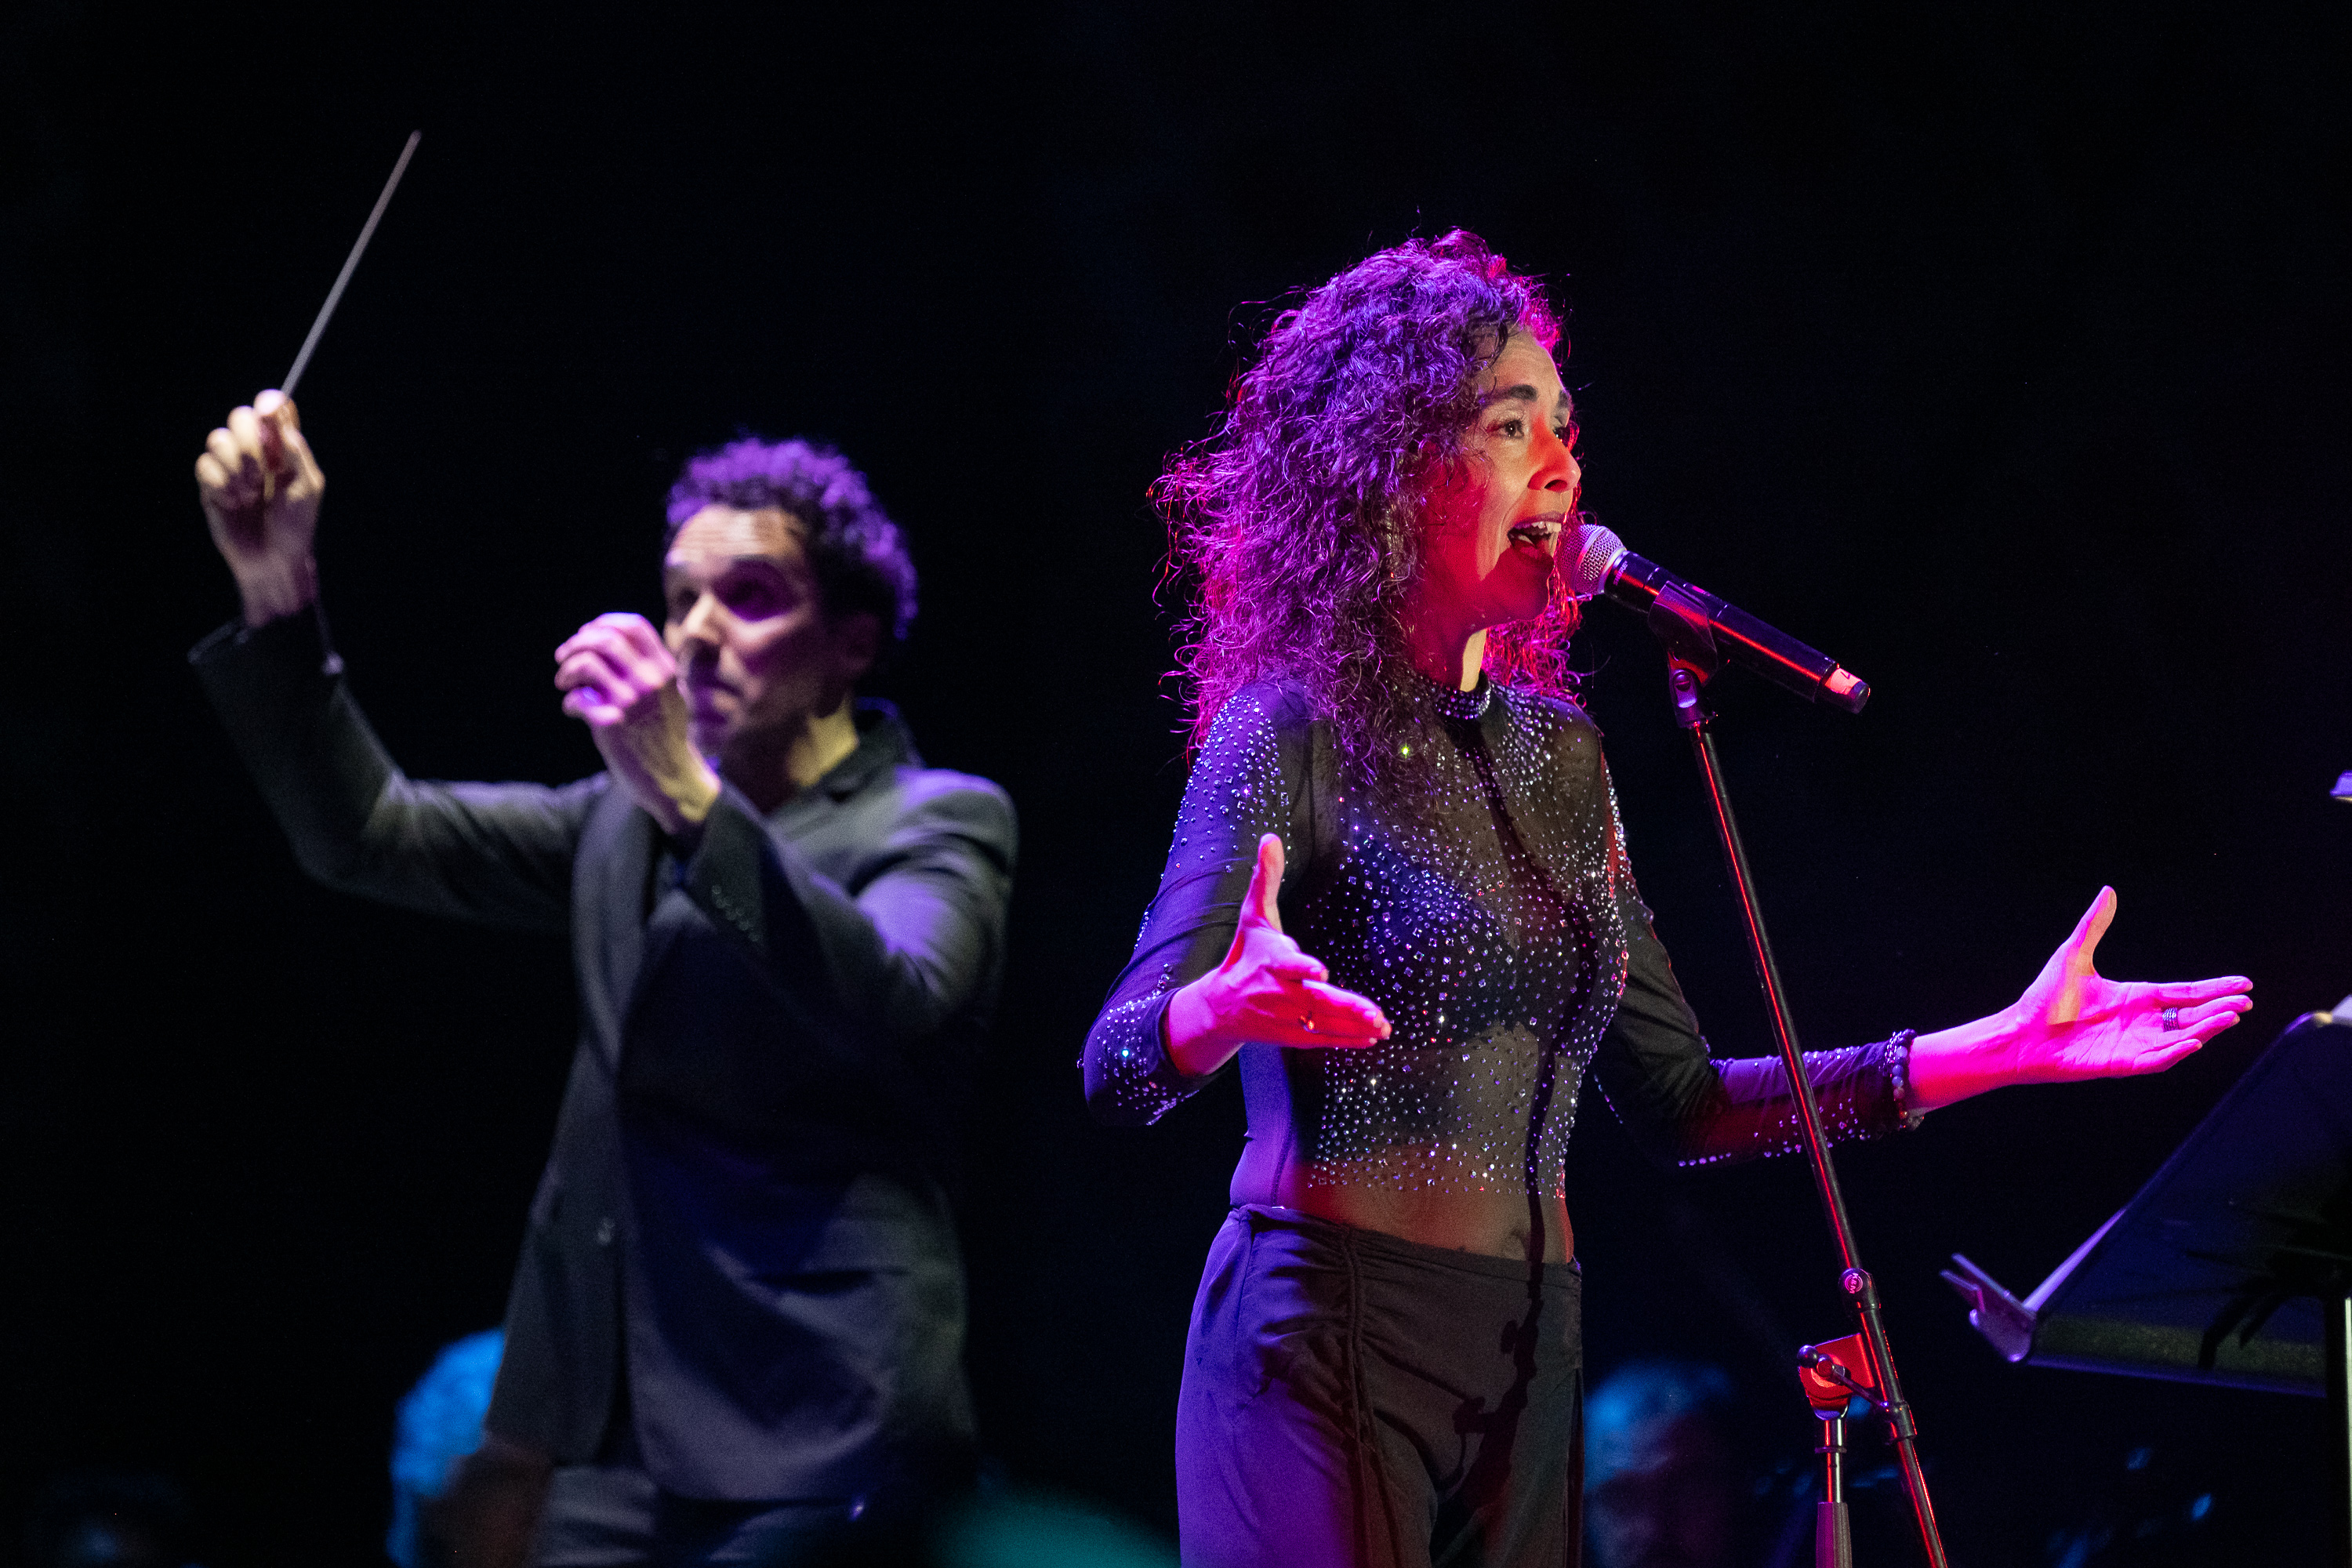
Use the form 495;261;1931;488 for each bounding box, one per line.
194;389;325;626
1162;833;1392;1078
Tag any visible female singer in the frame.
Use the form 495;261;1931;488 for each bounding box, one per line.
1080;230;2252;1568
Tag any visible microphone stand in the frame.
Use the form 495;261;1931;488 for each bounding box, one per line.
1642;584;1949;1567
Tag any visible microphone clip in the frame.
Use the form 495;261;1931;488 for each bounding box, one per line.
1646;581;1723;731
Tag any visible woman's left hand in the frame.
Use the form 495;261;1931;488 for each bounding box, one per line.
1907;887;2253;1113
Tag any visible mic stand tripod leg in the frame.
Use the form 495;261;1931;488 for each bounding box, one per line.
1817;1414;1853;1568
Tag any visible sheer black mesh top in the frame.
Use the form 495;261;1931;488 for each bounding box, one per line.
1082;675;1915;1198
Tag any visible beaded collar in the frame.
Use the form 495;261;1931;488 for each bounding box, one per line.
1410;669;1494;724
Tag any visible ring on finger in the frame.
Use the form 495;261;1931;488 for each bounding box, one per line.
2161;1007;2182;1029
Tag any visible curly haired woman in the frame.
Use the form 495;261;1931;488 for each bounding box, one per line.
1080;230;2251;1568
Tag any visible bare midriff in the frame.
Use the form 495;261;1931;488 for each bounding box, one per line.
1238;1145;1577;1265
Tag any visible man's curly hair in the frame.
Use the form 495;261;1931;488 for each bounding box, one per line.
1155;230;1583;782
664;437;918;659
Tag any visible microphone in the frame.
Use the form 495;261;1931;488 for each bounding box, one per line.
1567;522;1871;713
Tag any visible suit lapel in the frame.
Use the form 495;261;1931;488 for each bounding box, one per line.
575;793;658;1073
630;874;699;1031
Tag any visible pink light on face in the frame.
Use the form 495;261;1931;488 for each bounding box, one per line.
1410;334;1582;646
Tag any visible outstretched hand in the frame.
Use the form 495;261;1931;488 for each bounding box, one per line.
1162;834;1392;1079
553;612;720;837
1907;887;2253;1112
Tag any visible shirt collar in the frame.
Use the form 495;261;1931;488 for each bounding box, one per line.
808;698;920;804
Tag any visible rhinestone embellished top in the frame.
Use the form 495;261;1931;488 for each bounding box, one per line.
1082;676;1910;1197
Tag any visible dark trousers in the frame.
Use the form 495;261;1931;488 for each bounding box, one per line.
1175;1205;1585;1568
533;1410;859;1568
533;1465;856;1568
526;1365;964;1568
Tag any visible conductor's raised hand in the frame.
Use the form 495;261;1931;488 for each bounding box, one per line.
1907;887;2253;1112
1163;833;1392;1079
554;612;720;837
194;390;325;626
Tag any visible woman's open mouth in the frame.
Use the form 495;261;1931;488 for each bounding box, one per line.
1506;516;1565;551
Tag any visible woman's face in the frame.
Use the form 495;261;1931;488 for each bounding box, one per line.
1411;332;1582;633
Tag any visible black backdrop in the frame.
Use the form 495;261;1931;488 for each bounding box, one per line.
3;2;2346;1562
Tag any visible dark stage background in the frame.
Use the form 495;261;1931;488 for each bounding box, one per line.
3;2;2346;1563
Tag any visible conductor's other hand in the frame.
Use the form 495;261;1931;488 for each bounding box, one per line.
1907;887;2254;1112
554;613;722;838
1163;833;1392;1079
195;390;325;626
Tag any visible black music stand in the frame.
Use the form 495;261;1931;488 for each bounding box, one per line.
1941;1011;2352;1561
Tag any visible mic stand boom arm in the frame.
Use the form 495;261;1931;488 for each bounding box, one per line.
1643;584;1950;1568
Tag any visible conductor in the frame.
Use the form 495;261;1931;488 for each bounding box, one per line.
191;392;1017;1566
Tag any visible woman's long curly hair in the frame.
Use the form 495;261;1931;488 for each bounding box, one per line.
1156;230;1584;786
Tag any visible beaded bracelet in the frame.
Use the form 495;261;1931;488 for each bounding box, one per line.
1882;1028;1926;1129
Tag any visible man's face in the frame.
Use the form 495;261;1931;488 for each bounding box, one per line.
661;505;873;759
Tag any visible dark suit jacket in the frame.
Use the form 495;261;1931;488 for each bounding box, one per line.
192;612;1017;1502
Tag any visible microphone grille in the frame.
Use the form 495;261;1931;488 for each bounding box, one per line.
1566;521;1626;601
